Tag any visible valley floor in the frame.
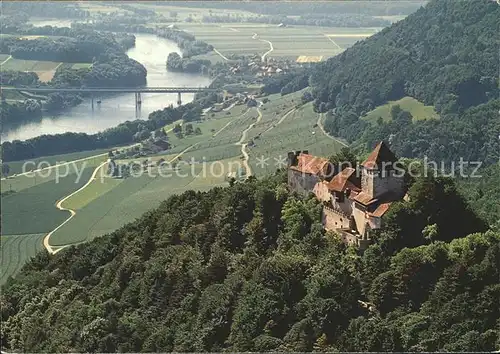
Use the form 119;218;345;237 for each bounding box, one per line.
0;89;345;283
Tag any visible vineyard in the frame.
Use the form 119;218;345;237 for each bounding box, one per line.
248;102;344;175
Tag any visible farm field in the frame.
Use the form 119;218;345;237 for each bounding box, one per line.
49;158;236;246
248;101;345;176
60;165;123;211
1;233;45;285
2;148;111;177
78;3;132;14
1;154;107;193
136;3;255;20
1;167;95;236
176;23;380;59
71;62;93;69
1;58;62;82
2;59;61;72
363;96;440;122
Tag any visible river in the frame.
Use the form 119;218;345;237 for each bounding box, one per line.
1;33;211;142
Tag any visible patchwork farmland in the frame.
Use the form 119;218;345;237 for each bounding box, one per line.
176;23;380;60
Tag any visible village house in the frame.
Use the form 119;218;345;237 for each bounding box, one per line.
288;141;406;250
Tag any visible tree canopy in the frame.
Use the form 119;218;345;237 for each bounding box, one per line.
307;0;499;165
1;172;498;352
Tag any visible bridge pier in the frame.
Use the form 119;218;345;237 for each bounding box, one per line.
177;92;182;106
135;92;142;111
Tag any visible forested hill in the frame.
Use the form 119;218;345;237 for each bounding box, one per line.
1;171;499;352
310;0;499;165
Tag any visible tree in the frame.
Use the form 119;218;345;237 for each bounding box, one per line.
328;147;358;174
184;123;194;135
1;163;10;177
170;11;178;18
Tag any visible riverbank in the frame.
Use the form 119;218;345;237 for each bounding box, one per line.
1;34;211;142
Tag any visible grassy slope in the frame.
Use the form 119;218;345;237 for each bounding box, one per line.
0;233;45;285
3;149;110;177
1;167;95;235
249;101;345;175
363;96;440;122
1;155;107;193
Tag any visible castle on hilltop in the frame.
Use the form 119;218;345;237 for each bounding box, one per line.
287;141;407;250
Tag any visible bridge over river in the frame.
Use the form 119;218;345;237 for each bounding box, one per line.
0;86;220;109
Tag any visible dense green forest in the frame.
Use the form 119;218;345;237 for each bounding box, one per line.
307;0;499;165
0;30;136;63
458;164;500;232
166;52;211;73
1;170;498;352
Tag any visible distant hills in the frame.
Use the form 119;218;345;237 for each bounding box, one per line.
309;0;499;165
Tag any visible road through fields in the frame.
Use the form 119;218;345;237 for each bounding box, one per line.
236;107;262;177
43;160;109;254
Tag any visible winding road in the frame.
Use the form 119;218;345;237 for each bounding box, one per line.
43;159;109;254
235;107;262;177
317;113;349;147
252;33;274;61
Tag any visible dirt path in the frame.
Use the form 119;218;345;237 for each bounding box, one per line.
0;55;12;66
252;33;274;61
264;108;296;134
317;113;349;147
325;35;343;51
213;48;229;61
235;107;262;177
43;160;109;254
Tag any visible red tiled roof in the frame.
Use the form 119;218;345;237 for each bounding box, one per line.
362;141;397;170
369;202;392;217
290;153;330;176
325;167;361;192
353;192;378;206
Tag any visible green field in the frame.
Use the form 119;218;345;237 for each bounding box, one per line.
1;233;45;285
2;59;61;72
363;96;440;122
2;149;110;177
137;3;255;21
249;102;345;176
78;3;132;14
1;154;107;193
1;167;95;236
61;167;123;211
49;161;233;246
71;62;93;69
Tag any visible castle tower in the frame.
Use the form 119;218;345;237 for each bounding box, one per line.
360;141;404;199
